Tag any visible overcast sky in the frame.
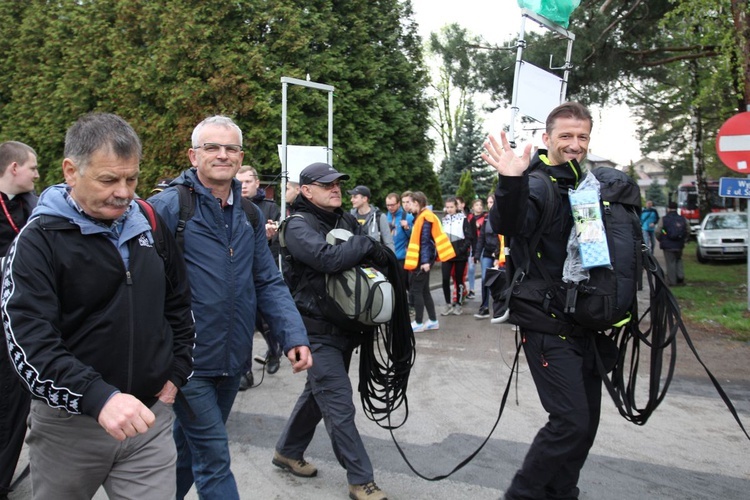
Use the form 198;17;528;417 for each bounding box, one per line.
409;0;642;166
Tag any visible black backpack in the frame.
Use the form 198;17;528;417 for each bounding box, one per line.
661;213;687;241
141;185;262;257
501;166;643;333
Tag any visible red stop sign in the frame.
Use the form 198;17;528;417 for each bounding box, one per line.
716;111;750;173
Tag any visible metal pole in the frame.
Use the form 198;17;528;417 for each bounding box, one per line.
508;15;527;148
560;37;574;102
328;89;334;165
280;81;289;223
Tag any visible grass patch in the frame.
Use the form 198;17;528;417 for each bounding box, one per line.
666;242;749;341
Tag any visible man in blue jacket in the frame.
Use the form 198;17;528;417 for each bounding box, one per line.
640;200;659;253
149;116;312;500
385;191;413;290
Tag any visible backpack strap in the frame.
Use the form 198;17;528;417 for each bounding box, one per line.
135;198;166;260
498;170;559;315
172;185;262;250
239;197;262;231
278;212;320;291
173;184;195;251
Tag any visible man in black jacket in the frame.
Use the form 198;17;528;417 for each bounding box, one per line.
483;102;601;500
274;162;389;500
0;141;38;499
2;113;194;499
656;201;689;286
236;164;283;384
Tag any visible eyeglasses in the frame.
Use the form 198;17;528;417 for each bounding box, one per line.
385;203;398;208
194;143;243;155
310;181;341;190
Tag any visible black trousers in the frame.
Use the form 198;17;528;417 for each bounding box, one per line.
441;260;467;304
505;330;602;500
276;335;374;485
409;268;435;323
0;346;30;496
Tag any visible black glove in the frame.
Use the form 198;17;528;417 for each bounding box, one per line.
367;242;389;268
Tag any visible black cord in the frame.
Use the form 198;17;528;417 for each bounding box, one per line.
359;247;416;429
598;251;749;440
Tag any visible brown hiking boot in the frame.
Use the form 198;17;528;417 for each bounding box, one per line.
272;451;318;477
348;481;388;500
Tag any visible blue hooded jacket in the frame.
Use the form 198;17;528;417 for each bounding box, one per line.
149;168;308;376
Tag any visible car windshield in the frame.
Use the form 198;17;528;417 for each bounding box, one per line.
704;214;748;230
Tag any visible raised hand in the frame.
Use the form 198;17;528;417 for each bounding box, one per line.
481;130;533;177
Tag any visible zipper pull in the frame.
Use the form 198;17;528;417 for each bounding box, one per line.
126;270;133;285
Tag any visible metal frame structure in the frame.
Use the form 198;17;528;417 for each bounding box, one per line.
279;76;335;219
509;9;575;147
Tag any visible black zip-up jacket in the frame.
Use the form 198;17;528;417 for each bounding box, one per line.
476;217;500;260
490;149;582;286
3;188;194;419
282;196;375;334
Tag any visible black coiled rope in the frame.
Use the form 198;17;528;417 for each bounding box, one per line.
358;246;416;429
599;250;749;440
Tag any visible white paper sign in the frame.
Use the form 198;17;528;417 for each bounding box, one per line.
277;145;330;183
517;61;565;123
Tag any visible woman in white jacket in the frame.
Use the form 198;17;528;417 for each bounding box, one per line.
440;197;474;315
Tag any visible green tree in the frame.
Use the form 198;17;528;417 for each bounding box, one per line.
465;0;746;221
0;0;436;202
456;170;476;206
645;180;667;206
427;24;481;158
438;100;493;197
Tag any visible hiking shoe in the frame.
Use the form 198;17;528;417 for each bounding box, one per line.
474;307;490;319
424;319;440;331
452;304;463;315
272;451;318;478
267;356;281;374
238;371;253;391
466;290;476;300
440;304;454;316
410;321;425;333
348;481;387;500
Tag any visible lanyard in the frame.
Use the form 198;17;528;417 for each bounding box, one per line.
0;195;21;234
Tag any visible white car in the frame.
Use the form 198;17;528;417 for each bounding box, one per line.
695;212;748;263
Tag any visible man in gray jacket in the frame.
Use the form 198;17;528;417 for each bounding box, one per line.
349;184;395;252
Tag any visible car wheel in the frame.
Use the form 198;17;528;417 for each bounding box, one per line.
696;245;708;264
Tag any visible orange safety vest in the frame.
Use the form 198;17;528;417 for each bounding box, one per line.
496;234;506;266
404;209;456;270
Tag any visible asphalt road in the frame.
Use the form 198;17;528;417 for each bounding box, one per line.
9;261;750;499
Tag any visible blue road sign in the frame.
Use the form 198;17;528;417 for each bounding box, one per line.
719;177;750;198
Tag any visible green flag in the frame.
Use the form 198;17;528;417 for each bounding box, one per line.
517;0;581;28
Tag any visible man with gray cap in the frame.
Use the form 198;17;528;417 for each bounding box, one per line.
274;162;389;500
349;184;394;252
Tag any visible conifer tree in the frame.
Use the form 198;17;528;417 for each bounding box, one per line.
0;0;436;200
456;170;476;206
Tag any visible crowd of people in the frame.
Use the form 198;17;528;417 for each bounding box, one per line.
1;102;693;500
